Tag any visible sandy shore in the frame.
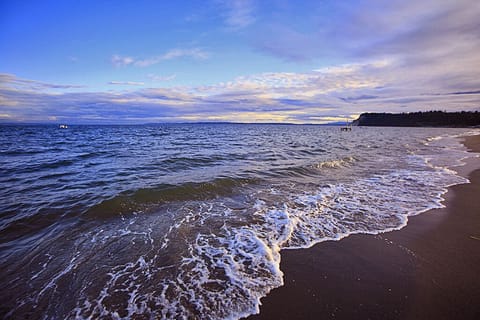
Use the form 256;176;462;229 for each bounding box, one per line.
249;135;480;320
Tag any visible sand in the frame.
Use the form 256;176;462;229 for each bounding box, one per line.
248;135;480;320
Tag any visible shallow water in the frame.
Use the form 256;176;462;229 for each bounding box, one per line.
0;124;477;319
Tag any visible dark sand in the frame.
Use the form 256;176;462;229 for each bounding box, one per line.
249;135;480;320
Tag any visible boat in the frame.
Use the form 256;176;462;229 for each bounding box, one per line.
340;118;352;131
59;124;68;129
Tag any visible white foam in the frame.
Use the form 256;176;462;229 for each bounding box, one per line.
312;156;357;169
68;160;471;319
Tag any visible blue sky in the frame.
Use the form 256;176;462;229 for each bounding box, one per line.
1;0;479;123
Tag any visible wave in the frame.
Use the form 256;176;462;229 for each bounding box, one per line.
84;177;258;220
312;156;358;169
83;155;361;221
260;156;359;180
157;155;227;169
11;159;76;175
66;161;469;320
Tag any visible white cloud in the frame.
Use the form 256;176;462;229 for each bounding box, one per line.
111;48;209;68
147;74;177;82
108;81;145;86
135;48;209;67
165;48;209;60
221;0;256;30
111;54;135;67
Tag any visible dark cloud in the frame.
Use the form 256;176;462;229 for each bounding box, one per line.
275;98;320;107
449;90;480;96
340;95;379;102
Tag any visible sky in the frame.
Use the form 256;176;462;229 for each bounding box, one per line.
0;0;479;124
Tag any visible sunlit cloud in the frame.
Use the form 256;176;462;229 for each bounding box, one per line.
179;111;294;123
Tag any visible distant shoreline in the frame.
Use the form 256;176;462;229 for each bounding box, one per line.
2;113;480;128
353;111;480;127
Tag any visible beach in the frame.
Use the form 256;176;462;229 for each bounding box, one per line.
249;135;480;320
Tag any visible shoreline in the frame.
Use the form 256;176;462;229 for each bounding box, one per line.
248;135;480;320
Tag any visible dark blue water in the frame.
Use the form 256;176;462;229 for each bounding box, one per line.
0;124;476;319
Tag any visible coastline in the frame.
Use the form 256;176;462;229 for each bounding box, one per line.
248;134;480;320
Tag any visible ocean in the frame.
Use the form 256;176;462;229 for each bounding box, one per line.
0;124;477;319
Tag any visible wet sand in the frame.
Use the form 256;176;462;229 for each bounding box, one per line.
249;135;480;320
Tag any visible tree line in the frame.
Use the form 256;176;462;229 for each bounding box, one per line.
353;111;480;127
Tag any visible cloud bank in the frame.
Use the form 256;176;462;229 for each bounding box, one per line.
1;56;479;124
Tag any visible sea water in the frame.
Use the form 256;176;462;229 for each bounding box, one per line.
0;124;478;319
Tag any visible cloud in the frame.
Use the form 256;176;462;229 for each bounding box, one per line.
340;95;380;102
0;81;185;123
108;81;145;86
0;73;85;90
220;0;256;30
147;74;177;82
2;52;479;124
163;48;209;60
135;48;209;67
111;48;209;68
448;90;480;96
251;0;480;66
111;54;135;67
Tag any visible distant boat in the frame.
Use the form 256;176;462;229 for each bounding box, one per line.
59;124;68;129
340;118;352;131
